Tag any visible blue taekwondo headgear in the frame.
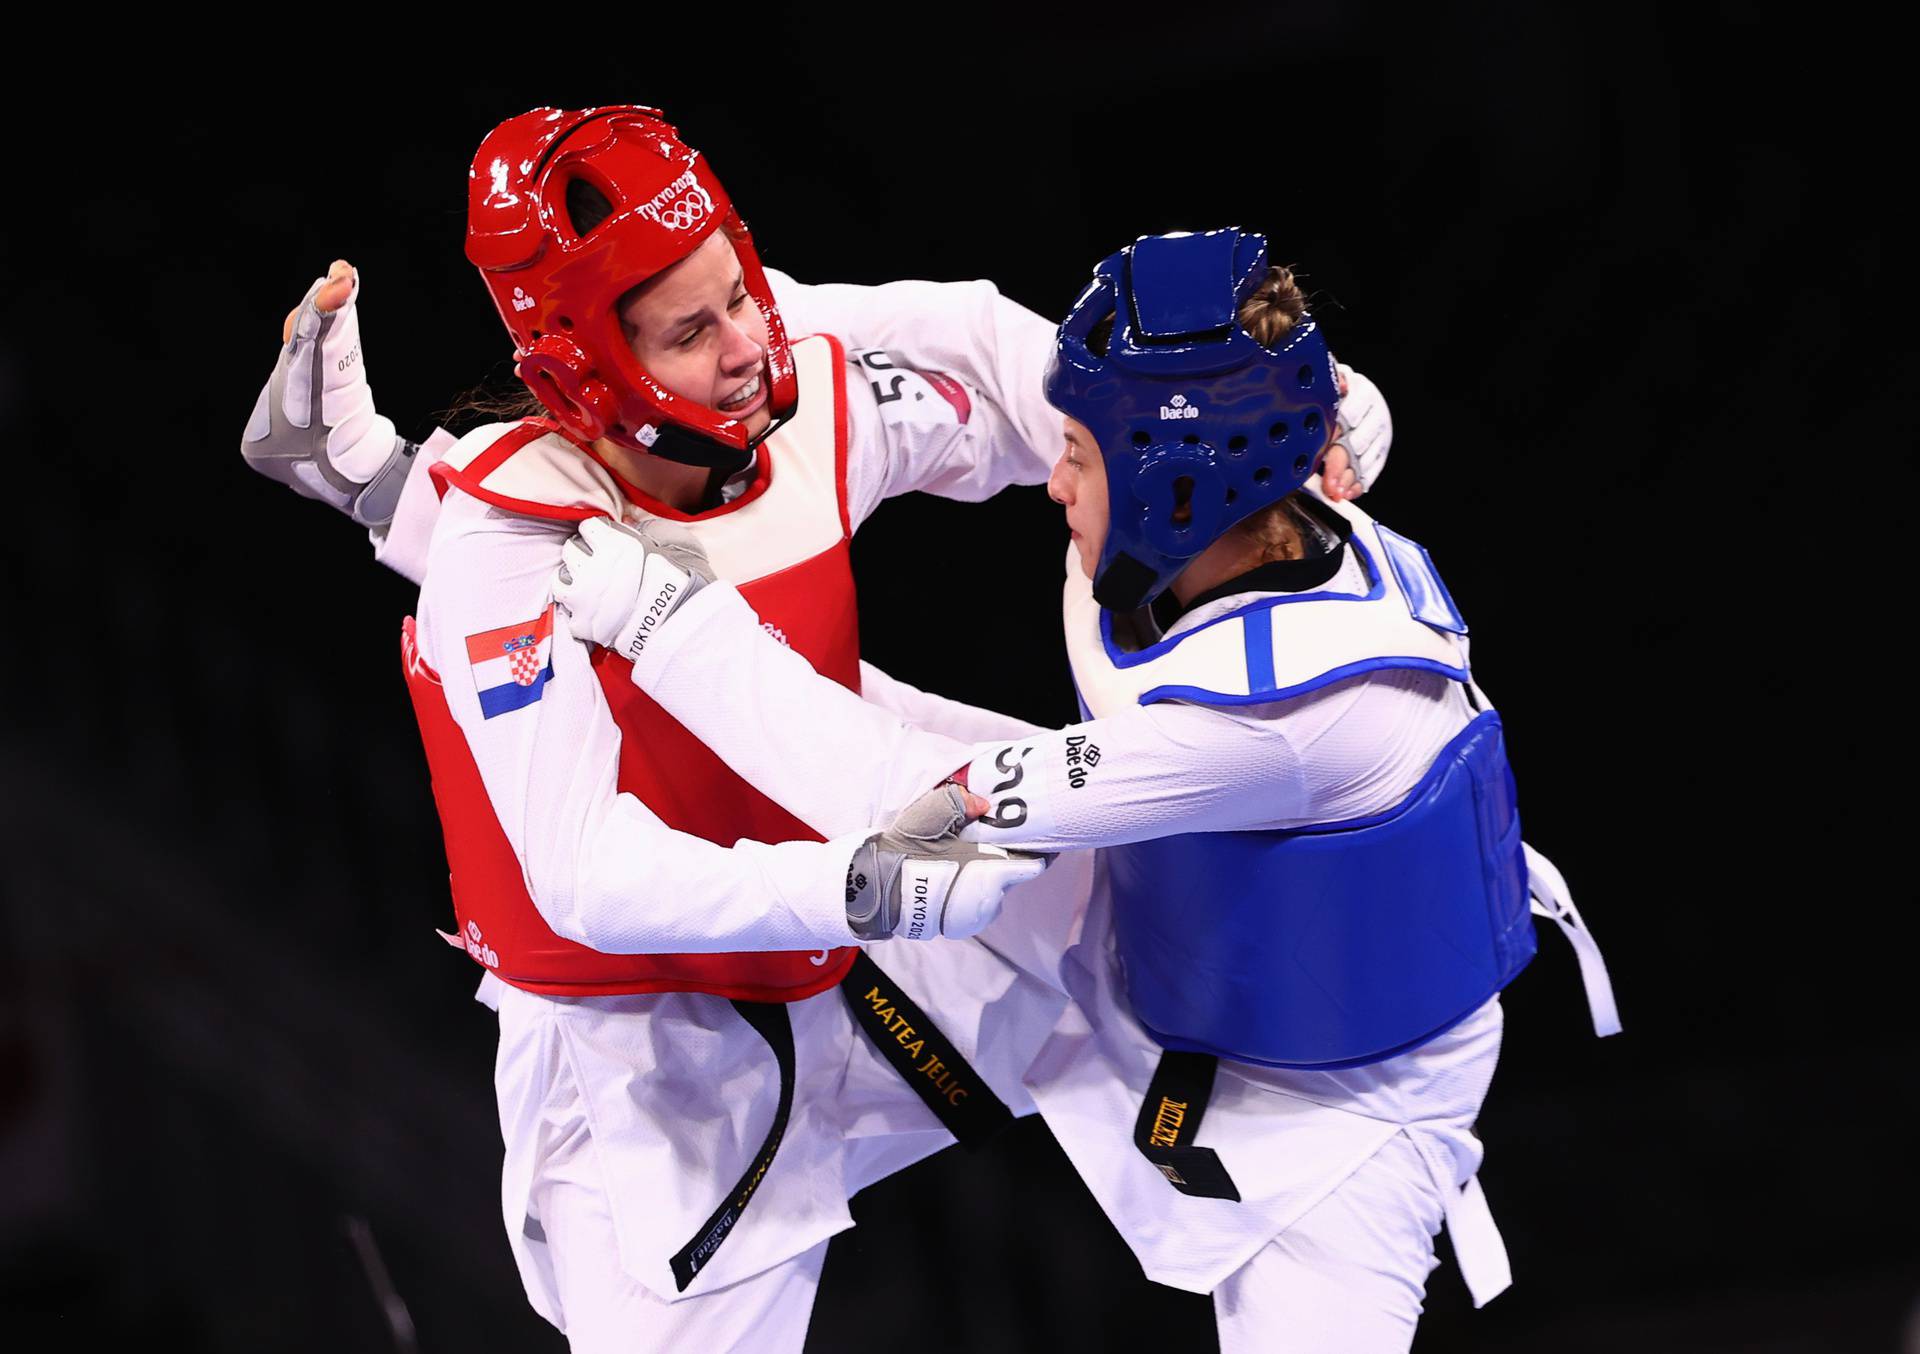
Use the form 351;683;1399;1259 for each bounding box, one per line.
1046;229;1341;611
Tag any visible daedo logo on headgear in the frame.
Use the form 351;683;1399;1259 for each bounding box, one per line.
638;170;714;232
1160;392;1200;421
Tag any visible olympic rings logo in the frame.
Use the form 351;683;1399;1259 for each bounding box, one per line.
641;185;714;232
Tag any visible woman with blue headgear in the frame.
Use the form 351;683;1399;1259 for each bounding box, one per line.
553;229;1620;1352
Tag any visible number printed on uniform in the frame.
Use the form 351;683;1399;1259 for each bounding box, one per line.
981;744;1031;829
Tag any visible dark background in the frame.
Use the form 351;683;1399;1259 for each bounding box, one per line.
1;7;1905;1351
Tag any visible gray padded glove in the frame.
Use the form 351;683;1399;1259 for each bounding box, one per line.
846;784;1050;941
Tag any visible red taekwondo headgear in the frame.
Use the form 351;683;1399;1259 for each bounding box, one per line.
466;106;798;472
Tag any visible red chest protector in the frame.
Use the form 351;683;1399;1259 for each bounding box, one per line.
402;334;861;1000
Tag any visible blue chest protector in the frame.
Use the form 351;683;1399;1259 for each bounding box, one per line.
1066;502;1543;1070
1110;710;1535;1069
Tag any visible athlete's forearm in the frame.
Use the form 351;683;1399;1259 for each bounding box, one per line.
370;427;457;585
630;584;977;839
857;661;1044;743
952;703;1311;853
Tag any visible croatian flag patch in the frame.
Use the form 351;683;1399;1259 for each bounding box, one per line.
467;606;556;718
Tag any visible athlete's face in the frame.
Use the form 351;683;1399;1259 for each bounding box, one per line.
1048;415;1109;580
617;231;773;440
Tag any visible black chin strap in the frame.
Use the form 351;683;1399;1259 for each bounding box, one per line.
642;421;756;478
698;465;732;511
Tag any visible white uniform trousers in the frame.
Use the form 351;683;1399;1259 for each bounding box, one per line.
530;1096;830;1354
1213;1131;1449;1354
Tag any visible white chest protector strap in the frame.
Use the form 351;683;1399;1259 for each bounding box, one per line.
1524;843;1623;1037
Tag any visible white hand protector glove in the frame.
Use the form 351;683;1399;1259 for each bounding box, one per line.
241;270;415;528
844;784;1050;942
1334;362;1393;491
553;515;716;665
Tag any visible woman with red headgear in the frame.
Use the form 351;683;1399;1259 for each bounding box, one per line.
242;105;1097;1351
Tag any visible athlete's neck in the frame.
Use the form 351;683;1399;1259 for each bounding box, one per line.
1169;532;1293;607
590;438;717;513
1157;499;1350;631
1167;496;1344;607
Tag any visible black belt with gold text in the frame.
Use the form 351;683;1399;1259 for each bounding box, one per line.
1133;1049;1241;1201
838;950;1013;1149
667;952;1012;1289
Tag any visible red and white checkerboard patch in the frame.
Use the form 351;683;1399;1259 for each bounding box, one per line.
466;605;557;719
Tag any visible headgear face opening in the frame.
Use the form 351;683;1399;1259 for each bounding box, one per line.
1045;229;1340;611
466;106;797;473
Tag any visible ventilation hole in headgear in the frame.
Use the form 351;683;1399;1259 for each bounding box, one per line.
1182;434;1199;446
557;315;574;331
1268;422;1289;442
1296;363;1314;387
1227;435;1248;455
1304;412;1322;433
565;177;617;237
1224;487;1239;505
530;329;544;342
1293;453;1311;475
1132;430;1152;448
1171;475;1195;527
1253;466;1273;485
1088;313;1117;357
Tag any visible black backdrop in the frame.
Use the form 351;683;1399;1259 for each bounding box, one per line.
1;9;1905;1351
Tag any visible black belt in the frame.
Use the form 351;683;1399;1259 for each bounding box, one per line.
839;950;1013;1150
667;955;1012;1290
1133;1050;1241;1201
668;999;796;1292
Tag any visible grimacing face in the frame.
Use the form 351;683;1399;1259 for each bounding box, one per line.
1047;415;1110;581
617;231;773;440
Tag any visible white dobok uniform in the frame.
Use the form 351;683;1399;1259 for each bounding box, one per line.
363;275;1085;1352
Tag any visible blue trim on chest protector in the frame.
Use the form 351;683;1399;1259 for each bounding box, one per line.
1110;710;1535;1070
1099;533;1389;671
1097;531;1474;706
